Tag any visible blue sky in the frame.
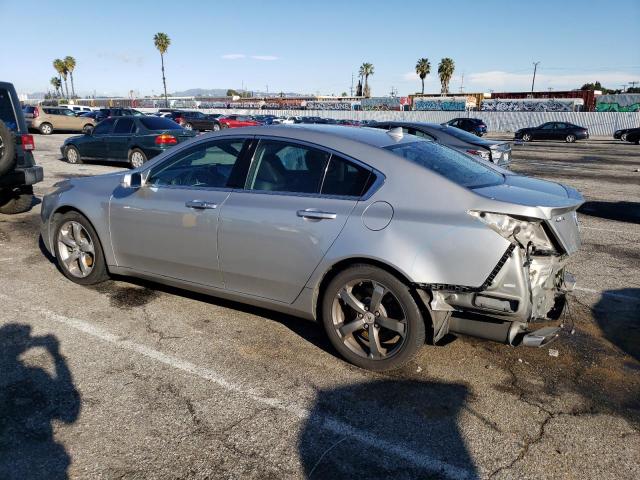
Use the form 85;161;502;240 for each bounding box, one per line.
1;0;639;97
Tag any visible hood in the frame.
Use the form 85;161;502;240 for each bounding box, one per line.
471;174;583;219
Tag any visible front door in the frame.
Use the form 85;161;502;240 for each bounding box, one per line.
219;138;373;303
538;122;556;140
108;117;136;160
80;117;115;158
109;137;249;287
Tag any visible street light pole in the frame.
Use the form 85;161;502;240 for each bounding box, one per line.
531;62;540;93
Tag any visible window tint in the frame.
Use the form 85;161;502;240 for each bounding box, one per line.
0;89;18;131
246;140;330;193
139;117;181;130
441;125;485;142
322;155;372;197
148;138;245;188
92;118;116;135
385;141;503;189
411;129;436;141
541;123;555;129
61;109;76;116
114;118;135;134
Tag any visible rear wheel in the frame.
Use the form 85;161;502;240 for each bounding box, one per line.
220;123;228;129
321;264;427;371
565;134;576;143
0;119;16;175
128;148;147;169
0;186;34;215
183;122;193;130
213;123;221;131
521;133;532;142
53;211;109;285
40;123;53;135
65;145;83;164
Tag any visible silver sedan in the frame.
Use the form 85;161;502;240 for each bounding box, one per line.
41;125;583;370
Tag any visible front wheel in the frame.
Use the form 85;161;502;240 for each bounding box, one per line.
321;265;427;371
82;124;94;134
521;133;532;142
53;211;109;285
65;145;83;164
212;123;221;131
128;148;147;169
183;122;193;130
565;134;576;143
621;133;627;141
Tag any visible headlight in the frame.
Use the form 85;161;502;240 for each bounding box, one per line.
468;211;555;252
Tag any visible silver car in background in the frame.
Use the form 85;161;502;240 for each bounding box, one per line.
41;125;582;370
372;121;513;166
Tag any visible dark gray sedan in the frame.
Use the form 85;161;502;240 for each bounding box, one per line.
371;121;512;166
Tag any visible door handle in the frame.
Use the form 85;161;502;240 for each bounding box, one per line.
185;200;217;210
297;209;337;220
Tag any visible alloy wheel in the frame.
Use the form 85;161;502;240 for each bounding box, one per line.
56;221;96;278
621;133;627;141
331;279;407;360
522;133;531;142
213;124;220;131
66;147;78;163
184;123;193;130
566;135;575;143
130;151;145;168
41;124;52;134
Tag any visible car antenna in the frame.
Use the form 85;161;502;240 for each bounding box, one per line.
387;127;404;141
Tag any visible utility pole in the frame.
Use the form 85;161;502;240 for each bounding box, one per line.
459;73;465;93
389;86;397;97
629;81;639;90
350;72;354;97
531;62;540;93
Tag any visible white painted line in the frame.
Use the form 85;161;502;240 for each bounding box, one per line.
0;293;474;480
574;287;640;302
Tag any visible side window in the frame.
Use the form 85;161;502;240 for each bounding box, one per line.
148;138;246;188
114;118;135;134
322;155;372;197
411;129;435;141
449;119;459;127
246;140;330;194
541;123;555;130
92;118;116;135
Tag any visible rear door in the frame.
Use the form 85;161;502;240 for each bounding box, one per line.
108;117;136;160
219;138;374;303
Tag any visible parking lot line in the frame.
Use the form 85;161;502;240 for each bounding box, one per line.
0;293;475;480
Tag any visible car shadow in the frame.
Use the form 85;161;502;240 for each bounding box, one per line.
593;289;640;361
0;324;80;479
578;201;640;224
298;379;477;479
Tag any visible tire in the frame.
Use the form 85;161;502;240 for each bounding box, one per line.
128;148;147;169
521;133;532;142
621;133;627;142
39;123;53;135
321;264;427;371
213;123;221;131
65;145;83;164
0;119;16;176
565;134;576;143
220;123;228;129
82;124;94;134
183;123;193;130
52;211;109;285
0;186;33;214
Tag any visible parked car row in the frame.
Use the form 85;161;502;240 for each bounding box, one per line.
613;127;640;144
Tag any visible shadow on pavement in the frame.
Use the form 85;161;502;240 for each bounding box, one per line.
0;324;80;480
593;289;640;361
298;379;477;479
578;201;640;224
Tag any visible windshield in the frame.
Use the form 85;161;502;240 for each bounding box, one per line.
384;141;503;188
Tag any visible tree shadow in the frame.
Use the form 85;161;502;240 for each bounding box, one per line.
578;201;640;224
593;289;640;361
298;379;477;479
0;324;80;480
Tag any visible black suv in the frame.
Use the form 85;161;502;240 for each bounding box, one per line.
96;108;146;122
159;109;223;131
443;118;487;136
0;81;43;214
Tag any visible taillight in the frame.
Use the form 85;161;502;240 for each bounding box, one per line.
466;149;482;156
33;107;40;118
21;134;35;151
155;134;177;145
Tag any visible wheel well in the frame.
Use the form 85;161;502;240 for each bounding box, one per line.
50;206;104;256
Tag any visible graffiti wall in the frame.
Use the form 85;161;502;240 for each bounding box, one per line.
481;99;582;112
305;101;354;110
361;97;401;111
413;99;466;111
596;94;640;112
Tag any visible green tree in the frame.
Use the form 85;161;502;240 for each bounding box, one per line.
153;32;171;107
226;89;239;97
53;58;69;99
64;56;77;98
438;58;455;95
359;62;374;98
340;91;348;97
415;58;431;94
50;77;62;97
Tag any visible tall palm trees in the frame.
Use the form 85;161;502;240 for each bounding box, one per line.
53;58;68;99
415;58;431;94
438;58;455;95
359;62;374;98
50;77;62;98
64;56;77;98
154;32;171;107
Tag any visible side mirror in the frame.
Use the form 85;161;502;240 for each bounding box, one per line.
121;172;144;189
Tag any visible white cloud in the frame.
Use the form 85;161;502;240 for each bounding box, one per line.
251;55;279;61
221;54;246;60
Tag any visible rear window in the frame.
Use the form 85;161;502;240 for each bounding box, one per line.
0;89;18;131
440;125;486;142
384;141;503;189
139;117;181;130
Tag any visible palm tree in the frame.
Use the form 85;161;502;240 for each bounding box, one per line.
64;56;77;98
359;62;374;98
153;32;171;107
50;77;62;97
53;58;69;99
438;58;455;95
415;58;431;94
